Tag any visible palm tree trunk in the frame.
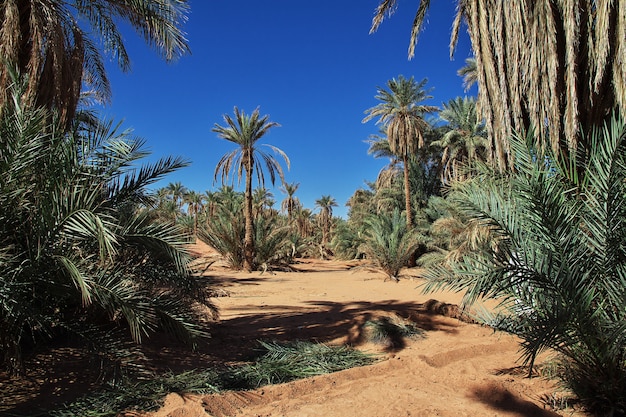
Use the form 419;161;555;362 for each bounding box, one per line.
243;159;255;272
403;155;416;267
193;205;198;242
403;155;413;227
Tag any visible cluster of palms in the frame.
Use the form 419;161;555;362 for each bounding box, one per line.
330;74;488;281
147;112;341;272
367;1;626;415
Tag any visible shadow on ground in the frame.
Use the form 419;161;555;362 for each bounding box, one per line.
470;383;563;417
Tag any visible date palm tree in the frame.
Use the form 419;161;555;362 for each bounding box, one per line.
295;207;314;238
184;190;204;237
370;0;626;170
167;181;188;211
315;195;338;246
252;187;275;219
360;209;426;282
280;182;301;222
363;75;437;227
213;107;290;272
0;0;190;128
432;96;488;183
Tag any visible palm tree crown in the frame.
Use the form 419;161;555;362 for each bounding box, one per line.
457;57;477;92
363;75;437;154
363;75;437;228
432;96;488;182
280;182;301;221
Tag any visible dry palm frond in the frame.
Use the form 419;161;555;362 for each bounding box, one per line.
371;0;626;170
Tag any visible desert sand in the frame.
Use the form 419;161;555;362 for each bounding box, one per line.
0;241;585;417
144;242;583;417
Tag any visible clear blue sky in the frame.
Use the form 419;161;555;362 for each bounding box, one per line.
99;0;473;218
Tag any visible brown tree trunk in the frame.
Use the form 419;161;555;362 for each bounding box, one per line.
403;155;416;267
243;156;255;272
403;155;413;227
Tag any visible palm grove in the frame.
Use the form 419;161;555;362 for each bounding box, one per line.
0;1;624;416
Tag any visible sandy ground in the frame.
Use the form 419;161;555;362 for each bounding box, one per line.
144;242;584;417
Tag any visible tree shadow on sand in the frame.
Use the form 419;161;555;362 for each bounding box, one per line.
470;383;563;417
202;297;468;362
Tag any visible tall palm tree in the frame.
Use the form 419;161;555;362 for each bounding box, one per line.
0;0;190;128
315;195;338;246
166;181;188;211
432;96;488;183
184;190;204;237
202;190;219;220
213;107;290;272
370;0;626;170
295;207;314;238
363;75;438;227
280;182;301;222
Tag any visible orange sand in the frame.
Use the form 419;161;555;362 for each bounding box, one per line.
144;242;584;417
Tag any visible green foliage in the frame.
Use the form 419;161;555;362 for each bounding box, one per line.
49;370;221;417
197;198;293;271
227;340;376;389
0;77;210;373
423;119;626;415
359;209;426;281
49;340;375;416
198;208;245;269
253;215;294;271
364;316;424;349
330;219;366;260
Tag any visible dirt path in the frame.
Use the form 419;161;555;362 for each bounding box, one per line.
145;243;583;417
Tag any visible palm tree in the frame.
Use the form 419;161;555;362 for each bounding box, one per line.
167;181;188;211
432;96;488;183
359;209;426;282
0;0;190;128
363;75;438;227
295;207;314;238
184;190;204;237
370;0;626;170
214;185;244;214
280;182;301;222
213;107;290;272
346;185;376;224
315;195;338;246
202;190;219;220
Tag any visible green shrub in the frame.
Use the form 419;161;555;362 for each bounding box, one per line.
0;75;211;374
359;209;426;281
